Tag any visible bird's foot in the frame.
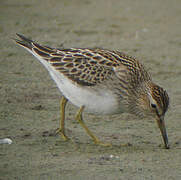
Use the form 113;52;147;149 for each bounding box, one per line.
93;139;112;147
56;128;69;141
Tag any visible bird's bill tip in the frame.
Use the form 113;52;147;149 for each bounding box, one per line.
156;116;169;149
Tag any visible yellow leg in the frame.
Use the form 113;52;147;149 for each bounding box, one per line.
76;106;111;146
56;96;69;141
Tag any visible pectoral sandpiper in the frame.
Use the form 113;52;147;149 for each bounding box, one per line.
14;34;169;149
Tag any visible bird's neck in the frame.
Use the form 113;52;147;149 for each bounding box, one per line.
126;81;152;117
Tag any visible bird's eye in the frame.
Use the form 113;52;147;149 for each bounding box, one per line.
151;104;157;108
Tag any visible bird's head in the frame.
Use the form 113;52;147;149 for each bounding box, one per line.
137;83;170;149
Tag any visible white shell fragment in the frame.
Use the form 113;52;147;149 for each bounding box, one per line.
0;138;13;144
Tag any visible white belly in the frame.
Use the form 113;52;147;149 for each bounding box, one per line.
49;67;123;115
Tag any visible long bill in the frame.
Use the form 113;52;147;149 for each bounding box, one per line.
156;115;169;149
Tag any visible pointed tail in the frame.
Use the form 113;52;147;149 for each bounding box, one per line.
14;33;34;50
13;34;57;59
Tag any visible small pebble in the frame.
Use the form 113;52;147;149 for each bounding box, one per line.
110;154;114;158
0;138;13;144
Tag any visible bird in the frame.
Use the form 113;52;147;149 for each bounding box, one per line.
14;33;170;149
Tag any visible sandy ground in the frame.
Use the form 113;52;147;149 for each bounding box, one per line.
0;0;181;179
